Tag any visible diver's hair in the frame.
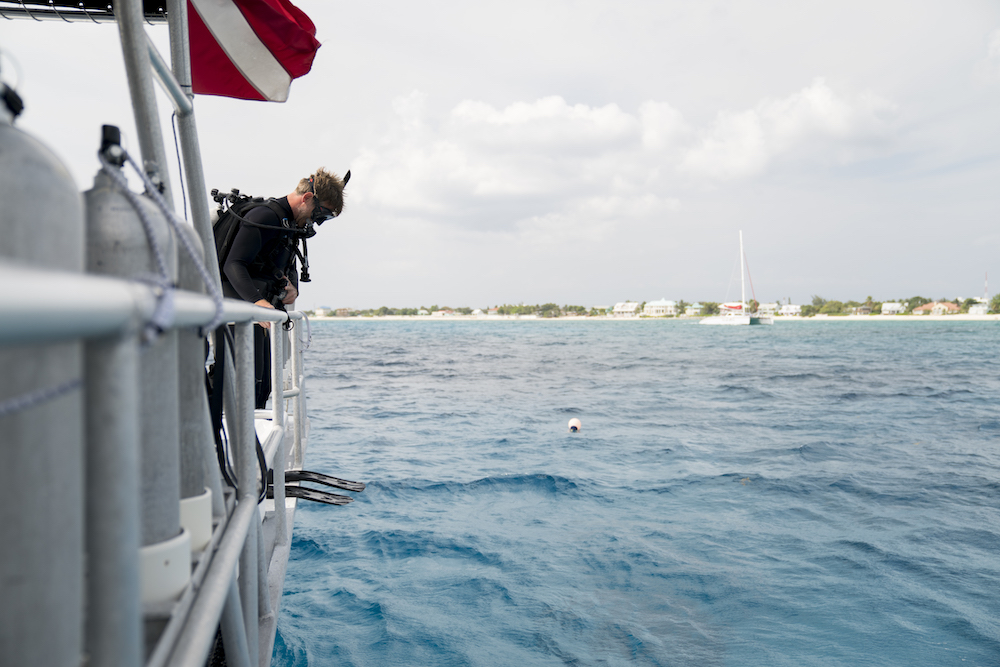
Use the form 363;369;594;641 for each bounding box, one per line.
295;167;347;216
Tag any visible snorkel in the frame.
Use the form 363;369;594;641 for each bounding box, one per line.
298;170;350;281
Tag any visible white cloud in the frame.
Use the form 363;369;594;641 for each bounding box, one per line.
353;81;897;240
354;93;661;230
680;79;896;179
638;101;689;152
451;96;638;151
680;109;769;180
989;28;1000;61
981;28;1000;81
390;90;429;129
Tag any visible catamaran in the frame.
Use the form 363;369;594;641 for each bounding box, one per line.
700;230;774;326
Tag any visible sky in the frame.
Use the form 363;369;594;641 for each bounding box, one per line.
2;1;1000;310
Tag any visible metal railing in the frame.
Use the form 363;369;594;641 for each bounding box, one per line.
1;1;309;663
0;261;309;667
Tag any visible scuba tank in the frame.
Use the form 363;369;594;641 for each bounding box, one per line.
84;126;189;604
0;80;86;666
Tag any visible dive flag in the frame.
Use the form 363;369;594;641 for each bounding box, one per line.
188;0;320;102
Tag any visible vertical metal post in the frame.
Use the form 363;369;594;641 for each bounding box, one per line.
290;322;304;469
233;322;260;667
166;0;192;98
270;321;284;425
220;581;253;667
240;522;261;667
177;225;209;502
85;333;143;667
166;0;221;285
256;520;273;619
199;376;227;518
233;323;256;504
270;324;288;544
115;0;173;203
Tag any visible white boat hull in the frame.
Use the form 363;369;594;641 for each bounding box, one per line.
700;315;774;325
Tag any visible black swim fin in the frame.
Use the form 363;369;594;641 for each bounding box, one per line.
267;484;354;506
268;469;366;493
285;470;366;493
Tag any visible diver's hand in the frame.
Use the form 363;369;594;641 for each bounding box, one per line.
254;299;275;329
281;282;298;305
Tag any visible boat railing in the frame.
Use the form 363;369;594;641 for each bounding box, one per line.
0;261;307;667
2;0;315;663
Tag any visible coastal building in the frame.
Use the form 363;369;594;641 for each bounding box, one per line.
853;305;872;315
913;302;959;316
778;304;802;316
612;302;641;318
685;303;703;317
759;303;778;316
932;302;960;315
642;299;677;317
969;302;989;315
880;302;904;315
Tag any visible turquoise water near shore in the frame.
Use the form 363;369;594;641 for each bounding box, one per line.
273;320;1000;666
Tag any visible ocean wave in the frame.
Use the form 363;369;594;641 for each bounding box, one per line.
359;529;505;567
288;536;328;562
766;372;825;382
828;478;934;507
928;388;976;399
366;474;581;499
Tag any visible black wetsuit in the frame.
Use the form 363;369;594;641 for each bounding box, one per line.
221;197;299;408
221;197;299;303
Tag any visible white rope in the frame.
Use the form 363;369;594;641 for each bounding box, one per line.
122;152;226;335
0;378;81;418
99;150;226;337
99;152;175;342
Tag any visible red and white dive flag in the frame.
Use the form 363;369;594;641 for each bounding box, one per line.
188;0;320;102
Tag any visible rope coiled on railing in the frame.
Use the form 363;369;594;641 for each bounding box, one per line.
99;148;226;338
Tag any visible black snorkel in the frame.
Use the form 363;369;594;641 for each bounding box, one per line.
299;169;349;283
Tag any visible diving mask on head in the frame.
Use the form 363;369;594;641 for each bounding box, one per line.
301;169;349;238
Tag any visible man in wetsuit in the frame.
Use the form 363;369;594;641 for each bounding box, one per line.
221;167;347;407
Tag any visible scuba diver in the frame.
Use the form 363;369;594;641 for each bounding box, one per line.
217;167;348;408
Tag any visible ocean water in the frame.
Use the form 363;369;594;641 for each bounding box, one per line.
272;320;1000;666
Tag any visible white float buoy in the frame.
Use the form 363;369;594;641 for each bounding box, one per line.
568;418;582;432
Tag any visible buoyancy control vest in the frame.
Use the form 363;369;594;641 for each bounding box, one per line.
211;189;313;306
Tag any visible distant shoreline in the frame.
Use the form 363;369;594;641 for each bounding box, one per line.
307;314;1000;322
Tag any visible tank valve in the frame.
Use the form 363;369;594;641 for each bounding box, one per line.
1;84;23;120
99;124;125;167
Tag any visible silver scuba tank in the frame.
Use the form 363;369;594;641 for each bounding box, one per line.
0;83;86;667
84;127;183;555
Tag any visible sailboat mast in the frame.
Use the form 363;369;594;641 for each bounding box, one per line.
740;230;746;307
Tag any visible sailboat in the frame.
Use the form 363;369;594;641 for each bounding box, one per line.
700;231;774;326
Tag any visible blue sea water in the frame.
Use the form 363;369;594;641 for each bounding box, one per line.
272;320;1000;666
